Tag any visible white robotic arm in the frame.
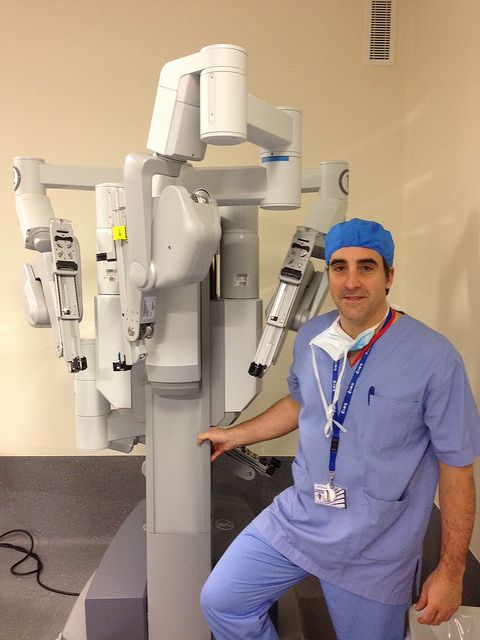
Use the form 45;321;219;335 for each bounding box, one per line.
18;221;86;373
122;44;303;366
147;44;247;160
127;42;301;285
15;158;86;373
249;161;349;378
147;43;297;161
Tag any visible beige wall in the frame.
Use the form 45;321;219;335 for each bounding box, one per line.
398;2;480;388
396;0;480;559
1;1;479;555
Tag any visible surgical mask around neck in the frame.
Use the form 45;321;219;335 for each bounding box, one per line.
309;315;384;362
309;308;389;437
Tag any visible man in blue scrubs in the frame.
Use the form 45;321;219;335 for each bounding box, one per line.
198;218;480;640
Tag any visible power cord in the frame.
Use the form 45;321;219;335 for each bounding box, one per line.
0;529;80;597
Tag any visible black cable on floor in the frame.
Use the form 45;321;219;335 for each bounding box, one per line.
0;529;80;597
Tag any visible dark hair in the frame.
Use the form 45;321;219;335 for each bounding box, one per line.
383;258;393;294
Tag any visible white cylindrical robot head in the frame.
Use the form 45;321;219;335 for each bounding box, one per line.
200;44;247;146
260;107;302;210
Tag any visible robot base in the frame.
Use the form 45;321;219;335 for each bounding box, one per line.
57;497;304;640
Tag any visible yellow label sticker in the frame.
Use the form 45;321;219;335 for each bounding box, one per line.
112;226;127;241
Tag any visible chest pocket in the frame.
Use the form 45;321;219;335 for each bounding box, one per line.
364;393;421;450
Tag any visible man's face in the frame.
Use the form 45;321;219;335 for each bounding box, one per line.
328;246;394;337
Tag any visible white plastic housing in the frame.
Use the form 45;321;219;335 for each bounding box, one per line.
200;68;247;145
147;44;247;159
95;184;122;296
260;107;302;210
19;262;50;326
74;340;111;451
219;205;259;299
16;192;55;251
95;295;132;409
151;185;221;289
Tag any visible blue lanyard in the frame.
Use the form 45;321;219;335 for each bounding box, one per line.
328;309;393;476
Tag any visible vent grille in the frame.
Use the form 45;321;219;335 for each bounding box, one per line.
364;0;396;65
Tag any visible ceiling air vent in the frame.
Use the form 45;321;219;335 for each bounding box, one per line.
364;0;396;65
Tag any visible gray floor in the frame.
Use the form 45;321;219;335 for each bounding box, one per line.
1;456;478;640
0;455;335;640
0;457;147;640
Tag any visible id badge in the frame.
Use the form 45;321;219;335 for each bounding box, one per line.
314;482;348;509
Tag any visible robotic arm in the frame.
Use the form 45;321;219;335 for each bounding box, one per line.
121;44;303;369
147;43;296;160
249;161;349;377
147;44;247;160
139;43;347;380
15;158;86;373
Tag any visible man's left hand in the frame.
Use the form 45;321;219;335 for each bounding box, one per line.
414;566;462;626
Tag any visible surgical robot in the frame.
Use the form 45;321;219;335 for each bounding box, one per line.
13;45;348;640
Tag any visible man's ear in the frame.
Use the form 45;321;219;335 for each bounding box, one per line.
387;266;395;288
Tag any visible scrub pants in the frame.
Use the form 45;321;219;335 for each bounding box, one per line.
200;523;408;640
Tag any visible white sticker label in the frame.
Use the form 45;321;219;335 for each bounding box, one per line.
141;296;156;322
234;273;248;287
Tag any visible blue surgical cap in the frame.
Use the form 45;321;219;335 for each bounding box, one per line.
325;218;394;266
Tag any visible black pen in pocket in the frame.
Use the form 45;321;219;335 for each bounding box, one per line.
368;386;375;405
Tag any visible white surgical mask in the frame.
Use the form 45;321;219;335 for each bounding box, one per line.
309;308;389;437
309;319;379;362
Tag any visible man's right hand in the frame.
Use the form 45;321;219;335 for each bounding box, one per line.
197;395;300;462
197;427;241;461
